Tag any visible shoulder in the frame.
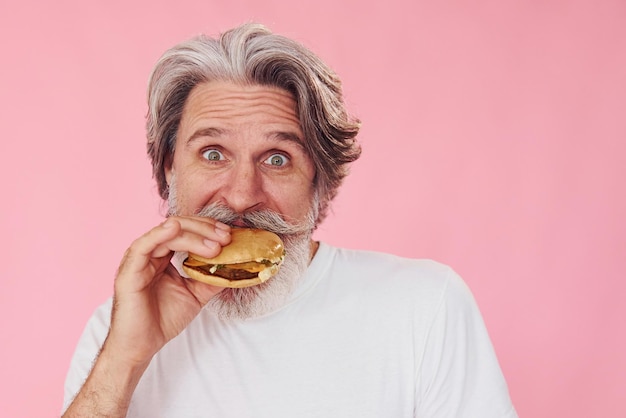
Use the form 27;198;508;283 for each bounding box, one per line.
322;243;458;291
317;243;473;314
87;297;114;331
63;298;113;411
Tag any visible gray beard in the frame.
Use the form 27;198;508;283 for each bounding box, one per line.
168;187;316;321
203;229;311;321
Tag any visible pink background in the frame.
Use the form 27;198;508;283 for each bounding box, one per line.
1;1;625;417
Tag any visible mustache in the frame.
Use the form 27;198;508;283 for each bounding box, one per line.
195;202;315;236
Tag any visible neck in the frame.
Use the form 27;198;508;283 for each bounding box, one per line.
309;240;320;264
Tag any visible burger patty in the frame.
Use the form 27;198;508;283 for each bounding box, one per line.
183;254;279;281
184;263;268;280
206;265;258;280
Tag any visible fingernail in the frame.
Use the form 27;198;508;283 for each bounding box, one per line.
203;239;219;249
215;227;229;238
215;221;230;231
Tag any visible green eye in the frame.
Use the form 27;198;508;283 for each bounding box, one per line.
265;153;288;166
203;149;224;161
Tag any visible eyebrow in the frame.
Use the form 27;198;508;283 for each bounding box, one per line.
185;127;305;148
186;127;225;145
271;131;304;147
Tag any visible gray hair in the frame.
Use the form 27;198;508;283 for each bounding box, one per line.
146;23;361;226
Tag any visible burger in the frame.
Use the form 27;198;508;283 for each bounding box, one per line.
182;228;285;288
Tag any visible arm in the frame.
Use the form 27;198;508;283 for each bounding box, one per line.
415;269;517;418
62;216;231;417
61;346;148;417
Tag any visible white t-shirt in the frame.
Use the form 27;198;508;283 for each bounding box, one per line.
63;243;517;417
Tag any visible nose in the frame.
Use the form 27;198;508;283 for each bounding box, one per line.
219;162;266;214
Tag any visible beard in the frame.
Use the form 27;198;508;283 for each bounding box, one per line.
167;184;317;321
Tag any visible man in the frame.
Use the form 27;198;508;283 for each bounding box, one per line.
62;23;517;417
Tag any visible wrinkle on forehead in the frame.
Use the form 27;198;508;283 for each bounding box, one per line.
182;81;301;126
176;81;306;155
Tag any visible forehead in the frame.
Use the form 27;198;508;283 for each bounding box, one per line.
179;81;301;132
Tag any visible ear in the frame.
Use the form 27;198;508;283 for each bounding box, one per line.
164;153;174;185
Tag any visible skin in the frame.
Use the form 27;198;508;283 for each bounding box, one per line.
62;81;317;417
166;81;316;222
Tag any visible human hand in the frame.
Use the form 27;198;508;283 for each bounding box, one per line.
103;216;231;369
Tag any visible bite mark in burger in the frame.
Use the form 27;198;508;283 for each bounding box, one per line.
182;228;285;288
